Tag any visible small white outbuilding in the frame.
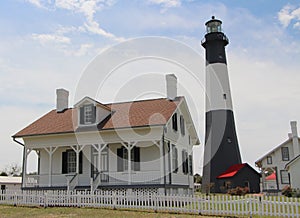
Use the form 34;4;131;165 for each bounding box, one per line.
0;176;22;191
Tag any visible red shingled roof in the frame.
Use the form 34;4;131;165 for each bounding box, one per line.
217;164;246;179
13;97;182;137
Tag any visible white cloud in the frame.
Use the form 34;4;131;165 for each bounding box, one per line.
26;0;122;42
294;21;300;29
65;43;94;56
148;0;181;13
31;33;71;44
26;0;43;8
278;4;300;28
55;0;122;41
148;0;181;8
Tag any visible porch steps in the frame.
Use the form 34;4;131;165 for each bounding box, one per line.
91;173;101;192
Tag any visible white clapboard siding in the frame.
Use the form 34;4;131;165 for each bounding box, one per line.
0;190;299;217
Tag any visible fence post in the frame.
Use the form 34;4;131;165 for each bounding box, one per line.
154;194;158;213
13;192;17;207
247;197;252;218
44;192;48;208
112;191;116;210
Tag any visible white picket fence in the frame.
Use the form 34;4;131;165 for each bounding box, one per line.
0;190;299;217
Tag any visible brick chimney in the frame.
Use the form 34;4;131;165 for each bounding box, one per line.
166;74;177;100
290;121;300;156
56;88;69;112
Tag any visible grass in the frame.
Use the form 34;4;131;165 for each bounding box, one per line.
0;205;215;218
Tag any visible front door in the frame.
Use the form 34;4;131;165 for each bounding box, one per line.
91;147;109;182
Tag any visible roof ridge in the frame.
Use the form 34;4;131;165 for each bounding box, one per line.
104;96;184;106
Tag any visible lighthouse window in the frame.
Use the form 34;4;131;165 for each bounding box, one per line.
223;94;227;100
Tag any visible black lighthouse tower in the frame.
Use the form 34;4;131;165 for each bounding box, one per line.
201;17;242;193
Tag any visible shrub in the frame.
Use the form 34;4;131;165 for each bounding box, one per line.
228;186;249;196
282;187;300;198
282;185;292;197
292;189;300;198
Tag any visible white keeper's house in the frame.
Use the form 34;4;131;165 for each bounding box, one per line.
13;74;200;195
255;121;300;192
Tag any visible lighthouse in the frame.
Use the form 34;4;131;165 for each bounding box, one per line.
201;16;242;193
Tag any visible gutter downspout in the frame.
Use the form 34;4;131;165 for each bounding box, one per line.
275;167;280;193
13;137;25;189
162;130;166;195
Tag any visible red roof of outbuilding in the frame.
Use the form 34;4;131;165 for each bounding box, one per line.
266;172;276;181
13;97;182;137
217;163;246;179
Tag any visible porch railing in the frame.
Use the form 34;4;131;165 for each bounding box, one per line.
66;174;78;191
23;170;162;188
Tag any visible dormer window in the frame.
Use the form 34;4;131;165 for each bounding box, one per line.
80;104;96;125
84;105;93;124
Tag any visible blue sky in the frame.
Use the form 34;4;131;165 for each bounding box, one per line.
1;0;300;174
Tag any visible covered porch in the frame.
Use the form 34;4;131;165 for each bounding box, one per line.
22;139;167;191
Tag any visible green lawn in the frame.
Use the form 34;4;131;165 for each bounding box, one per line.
0;205;214;218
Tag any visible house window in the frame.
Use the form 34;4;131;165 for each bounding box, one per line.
281;147;290;161
180;115;185;136
62;150;83;174
80;104;96;125
1;185;5;190
117;146;140;172
280;170;290;184
267;156;272;164
172;113;178;131
182;150;188;174
67;151;76;173
172;144;178;173
188;155;193;175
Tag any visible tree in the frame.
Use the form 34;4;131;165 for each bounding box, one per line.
0;172;8;176
194;173;202;184
3;163;22;176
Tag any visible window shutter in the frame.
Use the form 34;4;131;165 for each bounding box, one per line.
172;113;178;131
62;152;68;174
188;155;193;175
134;147;140;171
38;153;40;175
91;105;96;123
180;115;185;136
182;150;186;174
174;147;178;173
185;152;188;174
79;151;83;174
117;148;123;172
80;107;84;125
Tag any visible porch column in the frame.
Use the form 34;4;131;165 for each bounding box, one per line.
121;142;136;185
22;147;32;188
156;140;164;185
169;142;173;183
91;144;107;184
44;147;58;187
